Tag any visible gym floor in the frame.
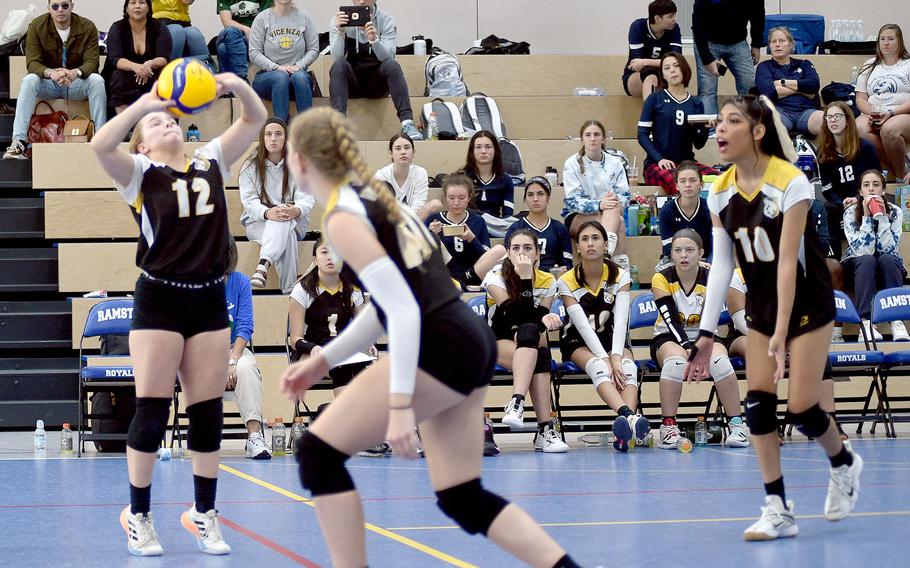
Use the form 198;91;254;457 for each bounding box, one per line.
1;430;908;568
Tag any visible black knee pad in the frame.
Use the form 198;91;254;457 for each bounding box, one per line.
787;404;831;438
436;478;509;536
186;397;223;453
295;430;354;496
744;390;779;435
515;322;540;349
127;397;172;453
535;346;552;374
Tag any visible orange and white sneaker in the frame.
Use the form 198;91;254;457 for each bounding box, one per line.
120;506;163;556
181;506;231;555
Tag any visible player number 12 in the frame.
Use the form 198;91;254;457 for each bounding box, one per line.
171;178;215;218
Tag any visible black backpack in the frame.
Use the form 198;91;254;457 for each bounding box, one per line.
821;82;860;117
464;34;530;55
89;333;135;452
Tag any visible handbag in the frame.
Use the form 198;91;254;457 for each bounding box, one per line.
27;100;69;146
63;115;95;143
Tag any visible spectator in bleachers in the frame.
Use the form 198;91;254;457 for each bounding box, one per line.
651;229;750;449
638;53;718;194
841;169;909;341
152;0;208;61
505;176;573;276
223;237;270;460
755;27;823;136
623;0;682;101
329;1;422;140
691;0;764;115
425;174;506;291
249;0;319;123
562;120;630;269
240;117;314;293
817;101;882;259
557;220;650;450
656;161;712;269
3;0;106;160
374;133;429;216
288;239;389;457
460;131;516;231
855;24;910;184
103;0;171;115
215;0;271;82
482;229;568;453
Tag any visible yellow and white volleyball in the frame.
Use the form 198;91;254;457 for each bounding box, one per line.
156;58;217;117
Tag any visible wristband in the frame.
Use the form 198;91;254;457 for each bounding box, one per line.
519;278;533;297
697;329;715;340
294;338;317;356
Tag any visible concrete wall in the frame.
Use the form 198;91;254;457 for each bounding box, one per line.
2;0;908;55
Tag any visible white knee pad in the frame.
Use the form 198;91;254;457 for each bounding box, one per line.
606;232;618;256
622;358;638;388
710;355;735;382
660;356;687;383
585;357;613;389
613;254;630;270
731;310;748;336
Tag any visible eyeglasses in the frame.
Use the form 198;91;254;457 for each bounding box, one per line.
50;3;71;11
825;114;846;122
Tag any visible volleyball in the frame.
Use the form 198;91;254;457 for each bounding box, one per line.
156;58;217;117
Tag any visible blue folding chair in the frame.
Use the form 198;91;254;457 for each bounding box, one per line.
869;287;910;437
78;299;136;457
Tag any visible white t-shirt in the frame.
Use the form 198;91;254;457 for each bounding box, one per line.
374;163;429;214
856;57;910;112
57;27;70;44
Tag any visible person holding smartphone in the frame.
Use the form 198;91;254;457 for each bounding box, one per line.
328;0;422;141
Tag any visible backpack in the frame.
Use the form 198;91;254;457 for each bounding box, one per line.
464;34;530;55
498;138;525;186
420;99;468;140
460;93;507;138
604;147;631;176
424;48;468;97
821;82;860;117
90;333;136;452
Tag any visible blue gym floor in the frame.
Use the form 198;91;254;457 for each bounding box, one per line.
1;436;909;568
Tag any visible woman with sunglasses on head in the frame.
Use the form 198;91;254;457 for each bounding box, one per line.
90;71;266;556
279;108;581;568
505;176;573;278
855;24;910;183
685;95;862;541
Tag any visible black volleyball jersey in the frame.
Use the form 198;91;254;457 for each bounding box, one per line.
114;139;231;280
708;156;835;335
557;264;631;345
326;185;461;321
290;281;365;346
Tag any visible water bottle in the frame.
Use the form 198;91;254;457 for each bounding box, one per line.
850;66;859;86
272;418;287;456
186;123;200;142
60;423;74;454
550;411;561;434
794;136;816;179
288;417;305;453
573;87;605;96
695;416;708;447
34;419;47;451
157;447;171;461
630;265;640;290
676;436;693;453
626;204;639;236
412;35;427;56
172;445;185;461
428;112;439;141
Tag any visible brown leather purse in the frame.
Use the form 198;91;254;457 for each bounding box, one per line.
27;100;69;146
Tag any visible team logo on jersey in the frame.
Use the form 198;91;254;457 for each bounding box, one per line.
695;295;704;309
603;290;614;304
762;197;780;219
192;156;212;172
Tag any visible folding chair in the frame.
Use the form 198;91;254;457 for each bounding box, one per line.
868;287;910;437
77;299;179;456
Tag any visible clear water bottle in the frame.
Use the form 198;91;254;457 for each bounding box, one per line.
412;35;427;56
850;65;859;86
676;436;693;453
34;419;47;451
288;417;305;453
272;418;287;456
630;265;640;290
172;445;185;461
60;423;74;454
695;416;708;447
428;112;439;141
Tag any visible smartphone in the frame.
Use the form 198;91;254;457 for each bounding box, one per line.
442;224;465;237
340;5;370;26
716;63;728;76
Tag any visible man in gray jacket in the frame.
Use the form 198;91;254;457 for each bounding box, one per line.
329;0;422;140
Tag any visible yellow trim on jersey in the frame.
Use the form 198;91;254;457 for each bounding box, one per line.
651;272;672;294
534;269;556;291
131;193;143;214
710;156;803;203
322;176;356;225
560;267;611;296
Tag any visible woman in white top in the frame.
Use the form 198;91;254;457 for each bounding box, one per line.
855;24;910;183
240;117;314;293
562;120;630;269
374;133;429;216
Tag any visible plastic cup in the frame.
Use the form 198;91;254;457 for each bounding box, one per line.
627;166;640;186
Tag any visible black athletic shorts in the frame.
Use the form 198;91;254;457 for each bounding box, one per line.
418;299;497;394
650;332;722;363
721;329;745;351
451;267;482;291
329;361;370;390
560;332;630;364
622;66;661;96
131;273;229;339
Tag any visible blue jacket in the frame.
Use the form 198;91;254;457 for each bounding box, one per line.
755;58;820;115
225;271;254;344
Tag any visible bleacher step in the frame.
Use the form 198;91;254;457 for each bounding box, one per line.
0;197;43;238
0;247;57;292
0;159;31;189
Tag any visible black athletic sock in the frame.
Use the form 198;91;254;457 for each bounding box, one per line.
553;554;582;568
130;483;151;516
538;421;549;433
829;444;854;468
618;405;633;418
512;393;525;404
194;475;218;513
764;476;786;504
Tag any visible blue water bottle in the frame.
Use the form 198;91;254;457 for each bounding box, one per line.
626;204;639;237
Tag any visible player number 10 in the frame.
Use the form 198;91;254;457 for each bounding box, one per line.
734;226;775;263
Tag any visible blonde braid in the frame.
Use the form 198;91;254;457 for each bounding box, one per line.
326;112;402;224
